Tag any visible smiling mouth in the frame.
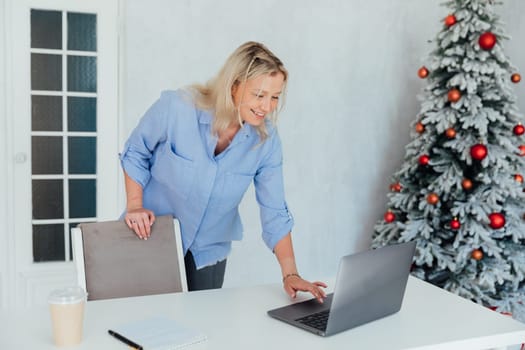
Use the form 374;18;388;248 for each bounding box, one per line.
251;109;265;119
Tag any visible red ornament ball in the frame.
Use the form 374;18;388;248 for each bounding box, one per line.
390;182;402;192
384;211;396;223
511;73;521;83
450;218;461;230
415;122;425;133
470;144;488;161
514;124;525;135
419;154;430;166
448;88;461;103
461;178;473;191
471;249;484;261
445;127;456;139
427;193;439;205
515;174;524;183
479;32;497;51
444;14;457;27
418;67;429;79
488;212;505;229
519;145;525;156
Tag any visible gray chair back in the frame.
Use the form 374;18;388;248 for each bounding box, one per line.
73;215;187;301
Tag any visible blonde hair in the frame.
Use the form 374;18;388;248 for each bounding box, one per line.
190;41;288;141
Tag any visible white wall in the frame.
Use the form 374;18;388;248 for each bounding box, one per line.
119;0;525;288
0;0;8;306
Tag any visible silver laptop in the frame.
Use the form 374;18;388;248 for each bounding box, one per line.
267;241;416;337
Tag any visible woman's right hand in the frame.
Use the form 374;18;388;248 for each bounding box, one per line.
125;208;156;240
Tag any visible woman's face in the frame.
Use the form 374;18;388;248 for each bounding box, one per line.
232;72;285;127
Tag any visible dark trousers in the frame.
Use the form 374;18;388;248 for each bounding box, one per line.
184;250;227;291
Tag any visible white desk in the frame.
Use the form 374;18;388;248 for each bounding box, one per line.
1;276;524;349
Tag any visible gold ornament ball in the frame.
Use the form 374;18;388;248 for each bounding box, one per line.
448;88;461;103
415;122;425;133
418;67;429;79
427;193;439;205
471;249;483;261
445;127;456;139
461;178;473;190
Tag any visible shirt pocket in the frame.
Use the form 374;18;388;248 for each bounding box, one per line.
220;171;255;210
150;143;196;200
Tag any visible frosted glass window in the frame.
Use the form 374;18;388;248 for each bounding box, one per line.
68;97;96;131
68;55;97;92
32;95;62;131
67;12;96;52
68;137;96;174
32;136;63;174
69;179;96;218
31;53;62;91
33;224;65;262
30;8;99;263
31;9;61;49
32;180;64;219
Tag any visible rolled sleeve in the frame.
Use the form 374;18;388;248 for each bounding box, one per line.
254;130;295;251
119;146;151;188
260;203;294;250
119;91;174;187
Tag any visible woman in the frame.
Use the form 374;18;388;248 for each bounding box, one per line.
120;41;326;302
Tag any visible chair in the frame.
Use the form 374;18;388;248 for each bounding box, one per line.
71;215;187;301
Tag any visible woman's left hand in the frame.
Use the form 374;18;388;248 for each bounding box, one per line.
283;275;327;303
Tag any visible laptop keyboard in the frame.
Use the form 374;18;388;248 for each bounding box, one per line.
296;310;330;331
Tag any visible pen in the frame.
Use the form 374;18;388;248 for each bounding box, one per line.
108;329;143;350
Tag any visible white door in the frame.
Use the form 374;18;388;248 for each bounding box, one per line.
5;0;119;307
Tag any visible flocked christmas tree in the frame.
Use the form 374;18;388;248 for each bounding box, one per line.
372;0;525;321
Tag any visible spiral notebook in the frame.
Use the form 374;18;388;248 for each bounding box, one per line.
109;315;207;350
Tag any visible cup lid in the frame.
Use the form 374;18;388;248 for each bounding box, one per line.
48;286;87;304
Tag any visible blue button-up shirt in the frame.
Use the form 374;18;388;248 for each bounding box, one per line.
120;90;294;269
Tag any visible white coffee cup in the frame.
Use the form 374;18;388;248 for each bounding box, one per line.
48;286;88;347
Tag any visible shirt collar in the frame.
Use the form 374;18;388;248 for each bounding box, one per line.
198;110;213;124
198;110;256;139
